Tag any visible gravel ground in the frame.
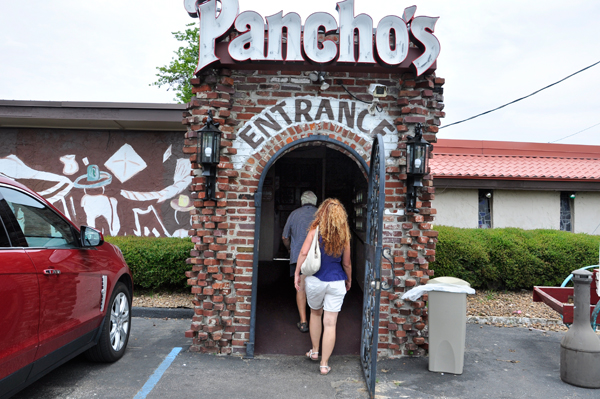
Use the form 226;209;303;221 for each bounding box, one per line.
466;290;557;319
133;289;573;331
466;290;569;332
133;292;195;309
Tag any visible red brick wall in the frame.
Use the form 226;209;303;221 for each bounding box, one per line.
183;68;445;357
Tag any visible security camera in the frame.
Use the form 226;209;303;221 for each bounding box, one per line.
368;84;387;98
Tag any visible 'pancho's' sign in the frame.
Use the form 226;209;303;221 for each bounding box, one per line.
184;0;440;76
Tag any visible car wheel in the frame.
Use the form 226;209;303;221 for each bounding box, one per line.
85;282;131;362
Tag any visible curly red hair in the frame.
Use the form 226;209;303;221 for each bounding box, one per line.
309;198;350;257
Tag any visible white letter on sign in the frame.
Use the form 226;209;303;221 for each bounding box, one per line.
336;0;375;64
196;0;239;73
410;16;441;76
229;11;265;61
183;0;199;17
375;16;409;66
265;11;303;62
402;5;417;24
303;12;338;64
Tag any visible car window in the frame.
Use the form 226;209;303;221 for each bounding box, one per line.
0;215;9;248
0;196;28;247
0;186;78;248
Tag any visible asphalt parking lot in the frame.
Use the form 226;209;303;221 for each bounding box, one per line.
12;317;191;399
11;315;600;399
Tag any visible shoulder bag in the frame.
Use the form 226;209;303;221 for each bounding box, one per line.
300;226;321;276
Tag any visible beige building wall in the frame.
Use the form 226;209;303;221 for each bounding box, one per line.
433;189;479;228
574;192;600;234
492;190;559;230
433;187;600;234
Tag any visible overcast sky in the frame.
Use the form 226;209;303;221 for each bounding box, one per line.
1;1;599;146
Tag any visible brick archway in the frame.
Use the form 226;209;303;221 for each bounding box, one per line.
245;131;371;357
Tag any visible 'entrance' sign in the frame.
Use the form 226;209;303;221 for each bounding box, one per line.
230;96;398;169
184;0;440;76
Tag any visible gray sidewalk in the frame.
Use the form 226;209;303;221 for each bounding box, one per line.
14;315;600;399
150;323;598;399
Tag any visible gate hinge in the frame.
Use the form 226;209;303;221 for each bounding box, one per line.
254;191;262;207
381;246;400;291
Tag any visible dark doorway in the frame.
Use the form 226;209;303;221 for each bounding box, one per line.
255;145;368;355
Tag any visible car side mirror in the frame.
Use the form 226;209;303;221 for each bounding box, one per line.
80;226;104;247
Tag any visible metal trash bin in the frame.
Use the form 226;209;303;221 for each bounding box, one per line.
427;276;472;375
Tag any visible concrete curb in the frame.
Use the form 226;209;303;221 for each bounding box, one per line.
467;315;564;327
132;306;194;319
132;307;566;326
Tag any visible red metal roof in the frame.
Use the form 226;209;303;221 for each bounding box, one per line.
431;139;600;181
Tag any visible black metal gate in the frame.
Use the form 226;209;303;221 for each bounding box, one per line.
360;134;386;398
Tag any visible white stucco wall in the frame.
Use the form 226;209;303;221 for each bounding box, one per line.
492;190;559;230
433;189;478;228
574;192;600;234
433;187;600;234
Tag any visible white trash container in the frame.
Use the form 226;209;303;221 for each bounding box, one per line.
427;276;471;374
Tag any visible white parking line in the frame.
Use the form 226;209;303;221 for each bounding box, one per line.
133;347;182;399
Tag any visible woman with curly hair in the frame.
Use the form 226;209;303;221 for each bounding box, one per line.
294;198;352;375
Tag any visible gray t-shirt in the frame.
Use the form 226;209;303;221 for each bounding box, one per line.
282;204;317;264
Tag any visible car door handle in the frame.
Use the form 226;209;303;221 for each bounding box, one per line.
43;269;61;275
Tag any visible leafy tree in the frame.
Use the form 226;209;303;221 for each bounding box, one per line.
151;23;198;104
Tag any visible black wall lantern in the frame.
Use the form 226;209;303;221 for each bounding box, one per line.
197;110;222;201
406;123;432;213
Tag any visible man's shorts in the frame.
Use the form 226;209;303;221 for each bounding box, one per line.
305;276;346;312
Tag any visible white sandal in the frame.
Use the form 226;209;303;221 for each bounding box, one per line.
320;365;331;375
306;349;319;361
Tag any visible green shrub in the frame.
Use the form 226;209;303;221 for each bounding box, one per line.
105;236;194;291
433;226;600;290
104;227;600;292
431;226;489;285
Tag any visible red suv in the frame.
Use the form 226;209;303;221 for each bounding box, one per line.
0;176;133;398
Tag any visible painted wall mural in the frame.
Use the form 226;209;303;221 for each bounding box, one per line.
0;128;191;238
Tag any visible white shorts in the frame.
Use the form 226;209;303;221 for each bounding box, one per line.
305;276;346;312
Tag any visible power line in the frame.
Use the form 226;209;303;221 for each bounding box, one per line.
549;121;600;143
439;59;600;130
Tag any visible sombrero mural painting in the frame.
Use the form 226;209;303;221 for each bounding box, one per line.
0;138;193;237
